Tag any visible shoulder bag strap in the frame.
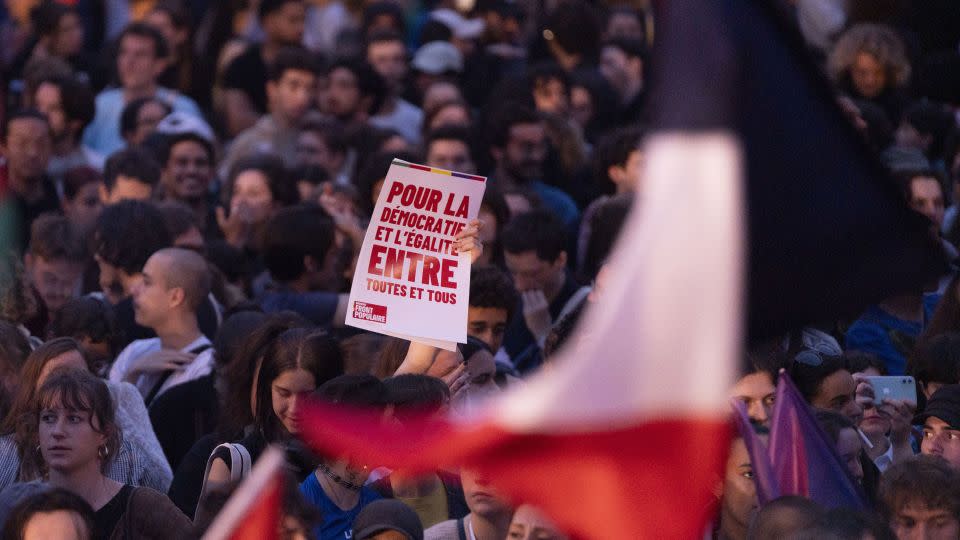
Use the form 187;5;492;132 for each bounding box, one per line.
144;344;213;407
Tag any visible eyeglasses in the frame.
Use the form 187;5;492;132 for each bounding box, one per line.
794;349;825;367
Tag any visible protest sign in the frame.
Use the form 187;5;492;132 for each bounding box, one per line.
346;159;487;350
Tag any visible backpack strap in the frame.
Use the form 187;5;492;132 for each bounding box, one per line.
457;517;468;540
144;343;212;406
198;442;252;502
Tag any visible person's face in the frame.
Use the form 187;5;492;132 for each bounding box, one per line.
323;68;362;121
22;510;90;540
860;400;893;439
605;12;643;40
909;177;945;229
117;34;164;90
569;86;593;130
60;183;102;230
810;370;863;424
94;257;128;304
129;100;169;146
508;504;568;540
504;250;564;294
851;52;886;99
367;40;407;94
101;175;153;204
52;12;84;58
264;1;306;46
922;417;960;470
720;438;757;539
836;427;864;484
609;149;643;192
165;140;212;202
39;399;106;474
3;117;52;180
34;83;68;140
296;131;333;170
25;255;83;314
272;368;315;435
730;371;775;428
426;139;475;173
468;307;509;352
502;123;547;182
461;468;512;518
131;252;173;328
231;170;277;224
533;78;569;115
890;505;960;540
37;350;87;389
428;104;471;131
422;82;463;113
600;46;631;95
268;69;316;122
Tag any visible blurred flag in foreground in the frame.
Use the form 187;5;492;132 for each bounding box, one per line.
297;0;943;538
201;446;285;540
736;373;868;510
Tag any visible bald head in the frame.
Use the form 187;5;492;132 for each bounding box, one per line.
149;248;211;311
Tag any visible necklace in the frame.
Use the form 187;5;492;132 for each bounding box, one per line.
318;462;363;491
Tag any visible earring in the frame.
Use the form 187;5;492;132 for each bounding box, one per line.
98;445;109;459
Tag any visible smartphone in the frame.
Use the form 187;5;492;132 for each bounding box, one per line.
865;375;917;404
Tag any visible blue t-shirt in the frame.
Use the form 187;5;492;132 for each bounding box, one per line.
300;471;382;540
845;294;940;375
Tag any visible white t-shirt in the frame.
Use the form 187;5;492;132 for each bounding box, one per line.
109;335;214;401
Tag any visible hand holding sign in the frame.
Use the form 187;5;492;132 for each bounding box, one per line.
345;159;487;350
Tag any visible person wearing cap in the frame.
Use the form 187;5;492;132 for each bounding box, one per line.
411;41;464;103
365;30;424;144
155;115;219;238
429;9;485;58
353;499;425;540
919;384;960;470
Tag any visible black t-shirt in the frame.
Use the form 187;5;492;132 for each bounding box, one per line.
93;484;133;540
221;45;268;114
168;433;225;519
149;374;219;472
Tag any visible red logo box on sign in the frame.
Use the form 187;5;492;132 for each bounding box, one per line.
352;302;388;324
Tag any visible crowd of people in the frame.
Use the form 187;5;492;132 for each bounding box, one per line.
0;0;957;538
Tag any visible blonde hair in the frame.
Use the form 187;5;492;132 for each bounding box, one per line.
828;24;911;89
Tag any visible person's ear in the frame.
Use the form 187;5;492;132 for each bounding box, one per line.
554;251;568;270
607;164;626;185
169;286;186;308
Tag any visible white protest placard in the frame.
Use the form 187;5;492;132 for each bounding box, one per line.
346;159;487;350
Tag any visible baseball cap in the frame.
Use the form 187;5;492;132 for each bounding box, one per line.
412;41;464;74
430;8;485;40
352;499;424;540
915;384;960;428
155;111;216;145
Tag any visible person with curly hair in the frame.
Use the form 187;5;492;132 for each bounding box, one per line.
827;23;911;123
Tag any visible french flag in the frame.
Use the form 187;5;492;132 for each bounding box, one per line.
298;0;944;539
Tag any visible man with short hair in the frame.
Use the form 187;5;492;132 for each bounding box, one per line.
488;104;579;230
424;125;476;174
468;265;517;354
156;129;217;237
0;110;60;251
220;47;319;177
109;247;214;404
220;0;307;136
100;146;161;204
32;75;102;179
83;23;201;156
898;169;946;230
500;210;589;373
24;214;86;334
424;468;514;540
321;59;389;127
365;30;423;144
879;455;960;540
259;204;349;327
918;385;960;471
